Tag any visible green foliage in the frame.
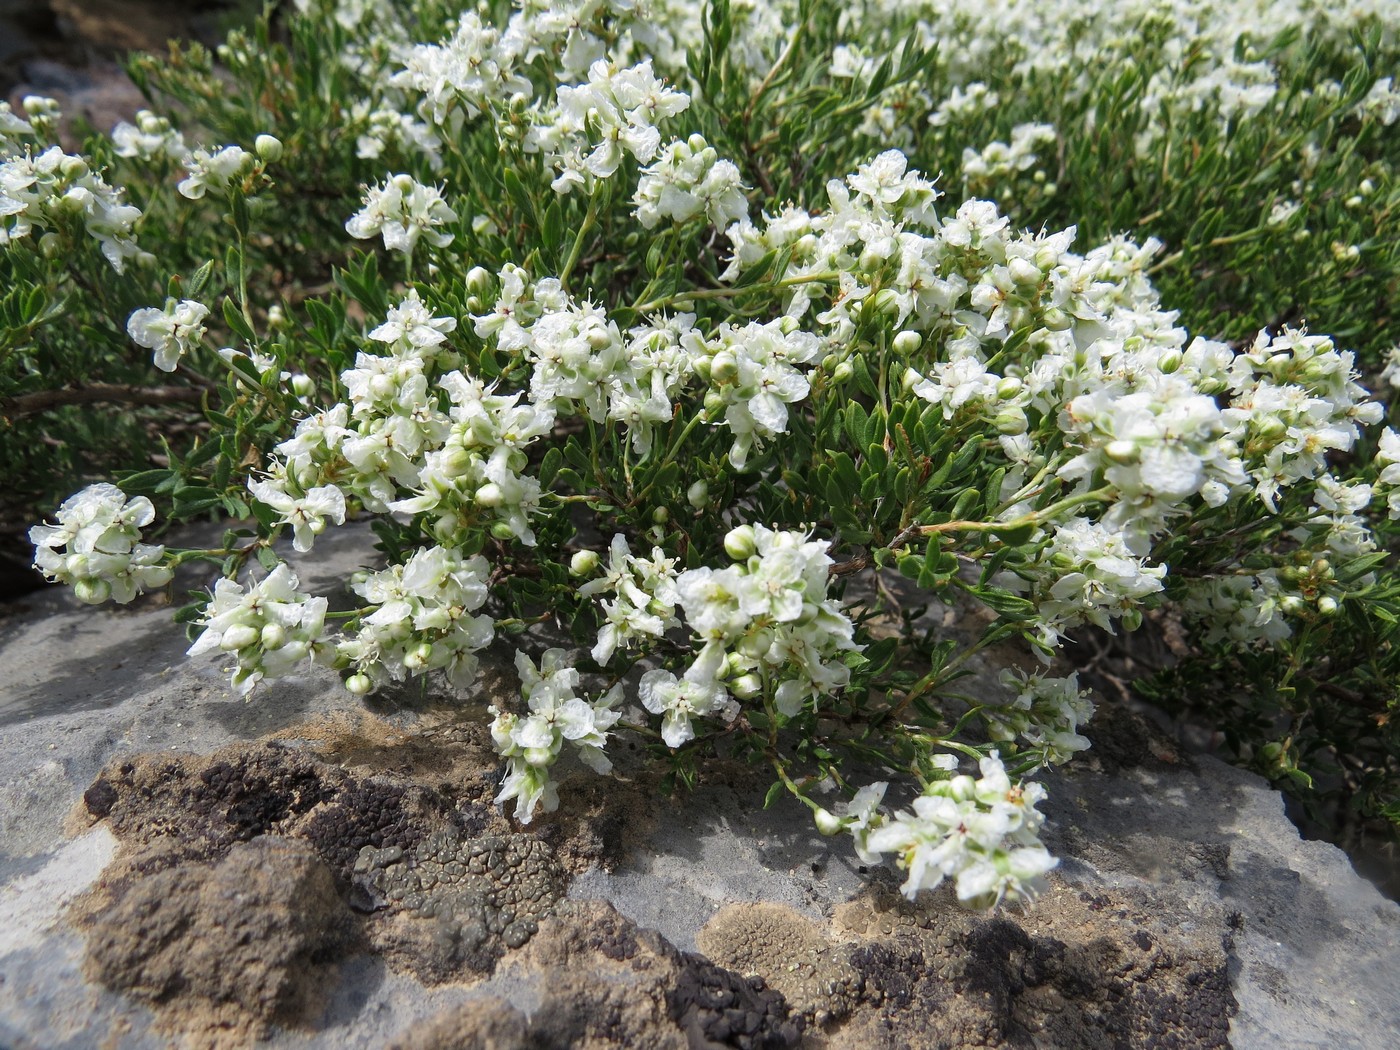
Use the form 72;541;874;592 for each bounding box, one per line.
4;0;1399;888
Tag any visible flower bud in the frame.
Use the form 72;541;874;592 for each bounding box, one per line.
996;376;1022;399
711;351;739;383
994;411;1027;435
873;289;901;317
1317;595;1339;616
345;673;373;696
832;361;854;383
1105;439;1138;463
686;480;709;509
652;506;670;525
73;578;111;605
404;642;434;670
778;316;799;336
432;514;460;544
893;331;922;355
1157;349;1182;374
220;624;260;651
569;550;600;576
475;481;504;507
730;673;762;699
1041;306;1071;331
260;624;288;650
703;390;726;416
254;134;284;162
813;807;843;836
490;521;517;540
290;374;315;398
1008;257;1041;286
368;373;396;400
724;525;757;560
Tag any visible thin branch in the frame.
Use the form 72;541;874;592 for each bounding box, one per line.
2;383;204;421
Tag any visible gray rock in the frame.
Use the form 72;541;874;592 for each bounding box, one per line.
0;527;1396;1047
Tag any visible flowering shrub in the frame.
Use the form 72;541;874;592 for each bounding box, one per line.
7;0;1400;903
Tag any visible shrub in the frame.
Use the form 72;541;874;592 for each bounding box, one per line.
7;0;1399;902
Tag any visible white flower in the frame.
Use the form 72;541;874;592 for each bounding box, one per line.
127;299;209;372
638;644;735;748
634;134;748;230
490;648;622;822
247;478;347;552
337;546;494;691
0;146;142;270
527;58;690;195
30;483;172;604
177;145;252;199
863;753;1056;907
368;289;457;350
581;534;680;664
345;173;457;254
111;110;186;162
187;564;328;695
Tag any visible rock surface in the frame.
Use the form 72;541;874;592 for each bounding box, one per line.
0;526;1397;1048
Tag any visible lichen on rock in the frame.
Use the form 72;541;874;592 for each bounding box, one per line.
355;827;566;980
78;836;349;1047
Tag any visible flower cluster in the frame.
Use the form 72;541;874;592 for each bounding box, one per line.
988;670;1095;768
127;299;210;372
859;754;1057;907
187;564;327;695
345;173;457;254
112;110;187;162
689;318;822;469
672;524;860;720
29;484;173;605
336;545;494;693
525;58;690;195
0;146;142;271
177;145;253;200
577;534;681;665
633;134;748;230
489;649;622;821
390;11;531;126
961;123;1058;194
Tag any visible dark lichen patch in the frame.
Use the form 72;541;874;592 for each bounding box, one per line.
69;725;635;1034
76;837;350;1049
668;954;807;1050
81;743;347;858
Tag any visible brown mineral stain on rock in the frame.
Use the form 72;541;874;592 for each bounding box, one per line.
75;836;349;1049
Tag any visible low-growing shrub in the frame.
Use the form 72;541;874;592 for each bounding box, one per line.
6;0;1399;901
